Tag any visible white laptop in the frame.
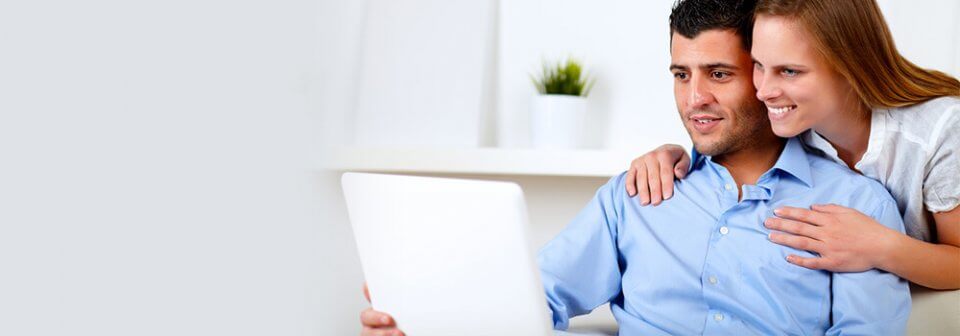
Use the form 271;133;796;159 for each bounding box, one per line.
341;172;554;336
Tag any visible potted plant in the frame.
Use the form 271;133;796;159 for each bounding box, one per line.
529;58;596;149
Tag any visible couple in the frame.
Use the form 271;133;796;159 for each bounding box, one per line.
361;0;959;334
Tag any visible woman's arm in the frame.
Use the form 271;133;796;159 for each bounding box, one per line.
878;208;960;290
767;205;960;289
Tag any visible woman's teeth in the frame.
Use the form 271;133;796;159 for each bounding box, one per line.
769;106;796;115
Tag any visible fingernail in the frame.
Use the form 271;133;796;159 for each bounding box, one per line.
773;209;782;216
664;192;672;199
767;233;773;241
785;255;794;262
381;316;389;324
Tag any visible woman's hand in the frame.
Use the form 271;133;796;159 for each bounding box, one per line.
764;204;900;272
625;144;690;206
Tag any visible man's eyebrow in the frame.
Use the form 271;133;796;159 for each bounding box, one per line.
701;62;740;70
669;64;688;71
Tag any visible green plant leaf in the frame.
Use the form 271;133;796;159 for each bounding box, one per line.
529;57;595;97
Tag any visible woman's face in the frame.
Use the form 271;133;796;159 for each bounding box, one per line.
751;15;857;137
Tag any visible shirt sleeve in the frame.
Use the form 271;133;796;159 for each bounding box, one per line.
537;174;625;331
826;199;911;335
923;110;960;213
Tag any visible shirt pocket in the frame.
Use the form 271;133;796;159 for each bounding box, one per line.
738;247;831;335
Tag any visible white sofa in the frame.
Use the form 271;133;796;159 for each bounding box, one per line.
566;285;959;335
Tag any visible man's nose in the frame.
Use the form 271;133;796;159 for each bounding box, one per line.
687;77;713;108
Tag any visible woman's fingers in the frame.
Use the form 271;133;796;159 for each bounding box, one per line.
625;159;639;196
774;206;828;226
769;231;824;253
360;308;396;328
810;203;849;213
645;155;663;205
658;151;676;201
765;217;822;239
627;144;688;205
652;144;687;203
636;161;650;205
674;150;691;179
784;254;828;270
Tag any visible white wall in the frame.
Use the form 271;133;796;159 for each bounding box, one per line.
0;1;327;335
497;0;685;150
877;0;960;77
325;0;960;152
317;0;367;147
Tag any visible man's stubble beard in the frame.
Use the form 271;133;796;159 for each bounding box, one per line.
690;99;770;157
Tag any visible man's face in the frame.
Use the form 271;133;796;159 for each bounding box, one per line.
670;30;768;156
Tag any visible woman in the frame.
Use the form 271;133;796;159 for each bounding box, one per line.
626;0;960;289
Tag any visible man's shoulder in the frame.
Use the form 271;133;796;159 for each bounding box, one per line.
602;171;631;198
803;151;897;207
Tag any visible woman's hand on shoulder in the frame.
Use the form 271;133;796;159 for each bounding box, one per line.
625;144;690;206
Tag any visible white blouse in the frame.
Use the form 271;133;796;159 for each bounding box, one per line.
801;96;960;242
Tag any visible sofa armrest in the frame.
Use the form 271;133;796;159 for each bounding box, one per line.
907;284;960;335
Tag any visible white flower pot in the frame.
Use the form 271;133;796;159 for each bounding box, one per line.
530;94;587;149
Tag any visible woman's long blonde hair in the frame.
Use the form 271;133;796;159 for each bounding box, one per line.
755;0;960;109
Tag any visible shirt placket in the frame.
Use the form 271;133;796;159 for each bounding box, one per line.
700;172;742;334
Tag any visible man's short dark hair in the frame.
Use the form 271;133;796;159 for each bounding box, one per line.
669;0;757;50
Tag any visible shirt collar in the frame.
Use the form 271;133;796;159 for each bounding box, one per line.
770;137;813;188
688;137;813;188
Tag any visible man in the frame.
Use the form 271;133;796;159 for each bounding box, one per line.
360;0;911;334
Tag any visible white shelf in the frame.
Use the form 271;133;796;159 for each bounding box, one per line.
320;146;647;177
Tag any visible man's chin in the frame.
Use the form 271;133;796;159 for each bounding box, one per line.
690;139;728;157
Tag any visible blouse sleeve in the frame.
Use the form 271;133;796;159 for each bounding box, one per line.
923;108;960;213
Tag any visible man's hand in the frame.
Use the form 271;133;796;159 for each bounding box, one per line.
360;283;405;336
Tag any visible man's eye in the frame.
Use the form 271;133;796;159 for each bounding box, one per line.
674;72;688;80
711;71;729;79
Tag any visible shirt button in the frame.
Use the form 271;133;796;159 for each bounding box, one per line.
724;183;733;191
719;226;729;235
708;276;718;285
714;313;724;322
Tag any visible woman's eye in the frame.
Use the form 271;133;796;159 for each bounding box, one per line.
781;69;799;77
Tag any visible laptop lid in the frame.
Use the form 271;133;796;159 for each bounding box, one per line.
341;172;553;336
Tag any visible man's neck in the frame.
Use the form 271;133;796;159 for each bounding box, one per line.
713;135;787;199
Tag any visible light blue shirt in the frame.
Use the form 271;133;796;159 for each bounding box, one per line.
538;138;911;335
